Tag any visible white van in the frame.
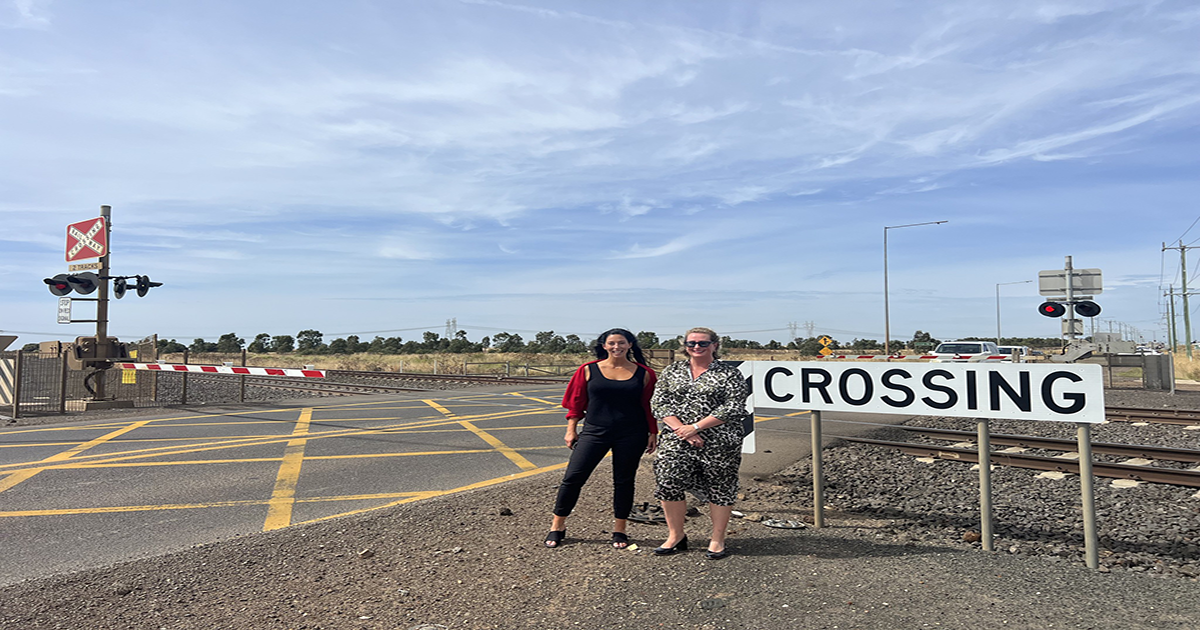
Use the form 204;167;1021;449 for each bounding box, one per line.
997;345;1030;362
930;340;1002;363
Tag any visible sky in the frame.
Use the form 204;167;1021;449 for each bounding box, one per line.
2;0;1199;349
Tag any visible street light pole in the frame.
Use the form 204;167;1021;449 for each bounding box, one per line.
884;220;948;355
996;280;1034;344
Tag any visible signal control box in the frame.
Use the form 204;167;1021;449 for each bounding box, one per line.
68;336;130;370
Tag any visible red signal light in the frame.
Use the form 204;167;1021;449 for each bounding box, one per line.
1038;302;1066;318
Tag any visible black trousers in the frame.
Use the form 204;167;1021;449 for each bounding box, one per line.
552;428;648;519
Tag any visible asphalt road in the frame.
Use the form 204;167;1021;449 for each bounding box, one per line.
0;384;914;586
0;385;577;586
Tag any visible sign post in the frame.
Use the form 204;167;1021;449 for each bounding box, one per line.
749;360;1105;568
1039;258;1103;342
62;206;115;403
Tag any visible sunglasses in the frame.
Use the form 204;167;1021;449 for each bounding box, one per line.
684;340;713;348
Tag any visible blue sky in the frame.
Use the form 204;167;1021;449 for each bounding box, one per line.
2;0;1198;348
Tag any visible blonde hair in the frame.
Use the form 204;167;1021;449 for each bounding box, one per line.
682;327;720;359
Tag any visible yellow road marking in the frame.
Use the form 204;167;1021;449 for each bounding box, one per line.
292;461;568;526
424;400;537;471
0;491;439;518
754;410;812;423
62;444;567;469
263;408;313;531
0;394;575;528
0;407;551;473
0;420;151;494
505;391;559;406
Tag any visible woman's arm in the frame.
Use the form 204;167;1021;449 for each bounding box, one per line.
706;364;751;423
649;362;682;424
639;365;659;435
560;362;595;420
674;365;748;439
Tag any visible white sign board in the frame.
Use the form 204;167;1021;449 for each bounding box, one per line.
749;361;1105;424
57;297;72;324
1039;268;1103;296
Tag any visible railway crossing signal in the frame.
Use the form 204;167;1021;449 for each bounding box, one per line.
1038;302;1066;317
43;272;99;296
43;273;161;298
45;274;72;296
134;275;162;297
1037;300;1100;318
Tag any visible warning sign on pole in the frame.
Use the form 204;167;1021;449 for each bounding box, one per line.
66;217;107;262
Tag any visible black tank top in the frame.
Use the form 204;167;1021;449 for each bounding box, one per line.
583;363;647;433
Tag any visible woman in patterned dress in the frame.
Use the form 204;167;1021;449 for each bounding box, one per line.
650;327;750;559
544;329;658;549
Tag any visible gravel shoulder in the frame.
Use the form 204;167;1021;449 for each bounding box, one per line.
3;389;1199;629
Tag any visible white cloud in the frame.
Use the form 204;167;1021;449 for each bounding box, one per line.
5;0;50;29
610;235;706;259
0;1;1195;344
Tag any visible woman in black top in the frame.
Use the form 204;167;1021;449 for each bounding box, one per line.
544;328;658;548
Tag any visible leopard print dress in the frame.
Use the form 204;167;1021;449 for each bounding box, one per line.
651;360;750;506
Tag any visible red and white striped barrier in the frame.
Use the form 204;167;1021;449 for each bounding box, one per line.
821;354;1008;361
821;354;937;360
115;363;326;378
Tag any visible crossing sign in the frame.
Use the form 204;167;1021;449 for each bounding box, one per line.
66;217;107;262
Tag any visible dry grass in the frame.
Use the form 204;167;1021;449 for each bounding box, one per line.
159;351;591;376
1174;351;1200;381
158;347;1200;383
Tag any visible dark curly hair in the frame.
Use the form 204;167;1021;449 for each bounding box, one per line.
591;328;647;365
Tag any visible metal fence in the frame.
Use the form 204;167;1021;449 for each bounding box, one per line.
1099;353;1174;391
1;336;165;418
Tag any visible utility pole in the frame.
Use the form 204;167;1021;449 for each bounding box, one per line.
1166;287;1178;352
1164;241;1196;359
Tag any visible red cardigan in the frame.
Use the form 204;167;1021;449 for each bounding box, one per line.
561;360;658;434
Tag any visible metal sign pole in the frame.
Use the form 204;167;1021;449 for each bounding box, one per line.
1064;255;1077;342
1077;422;1099;569
93;205;112;401
977;419;994;551
811;410;824;528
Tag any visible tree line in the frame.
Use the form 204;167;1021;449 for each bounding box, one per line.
154;329;1064;356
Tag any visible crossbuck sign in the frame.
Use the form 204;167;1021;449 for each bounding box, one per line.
66;216;107;262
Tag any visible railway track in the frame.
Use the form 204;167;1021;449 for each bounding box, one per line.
844;425;1200;488
1105;405;1200;425
328;369;570;386
242;377;429;396
205;369;571;398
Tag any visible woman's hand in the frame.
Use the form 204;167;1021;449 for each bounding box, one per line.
686;435;704;448
564;427;579;449
646;432;658;455
674;423;701;440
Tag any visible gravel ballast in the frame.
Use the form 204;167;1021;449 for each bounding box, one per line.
2;387;1198;629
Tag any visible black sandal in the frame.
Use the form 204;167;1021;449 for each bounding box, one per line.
544;529;566;548
611;532;629;549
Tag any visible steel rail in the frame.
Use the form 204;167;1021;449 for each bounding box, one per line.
843;437;1200;488
899;426;1200;463
329;369;569;385
242;377;429;395
1105;406;1200;426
